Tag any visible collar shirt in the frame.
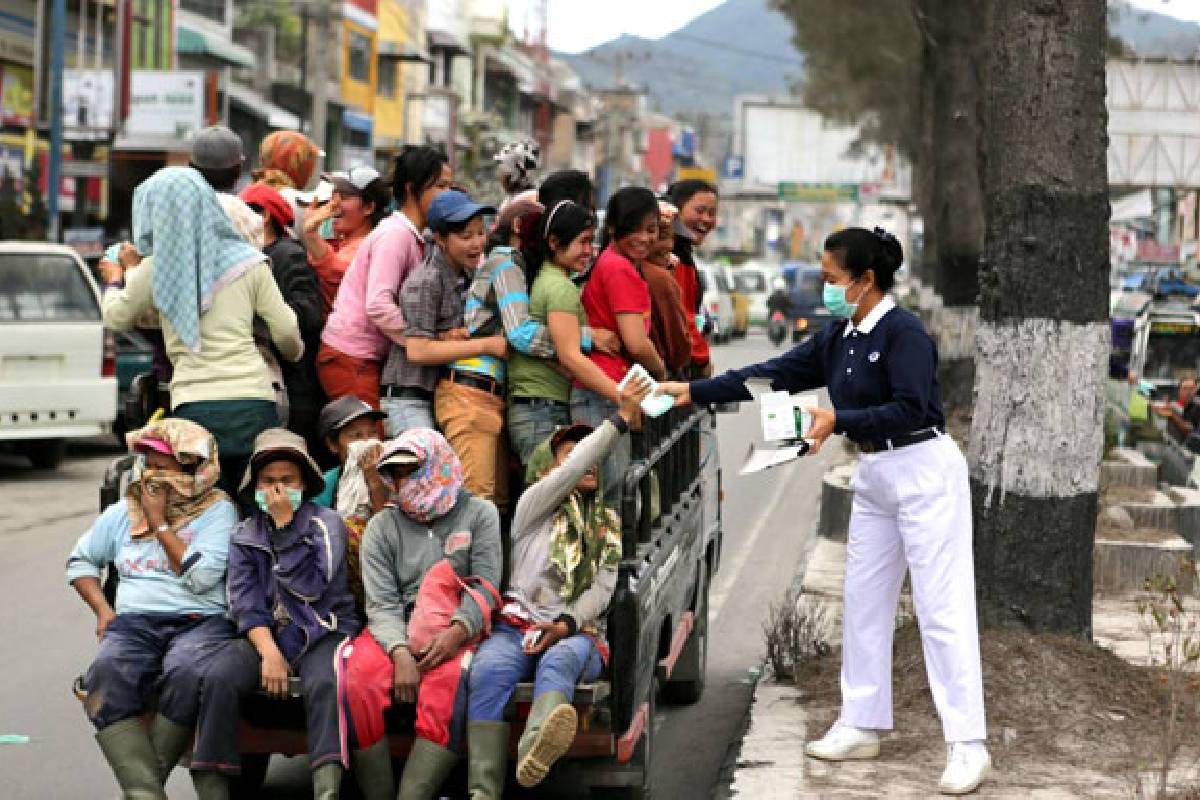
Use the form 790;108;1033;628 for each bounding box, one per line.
380;246;463;392
690;295;945;445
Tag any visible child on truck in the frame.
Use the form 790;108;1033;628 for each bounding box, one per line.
463;374;651;796
190;429;360;799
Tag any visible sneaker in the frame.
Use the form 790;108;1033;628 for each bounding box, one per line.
938;741;991;795
803;721;880;761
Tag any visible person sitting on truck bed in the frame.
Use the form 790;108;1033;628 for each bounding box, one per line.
190;428;360;800
464;375;651;796
343;429;503;800
66;418;239;800
312;395;391;614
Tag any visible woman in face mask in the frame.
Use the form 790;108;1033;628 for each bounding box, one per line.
659;226;991;797
192;428;361;799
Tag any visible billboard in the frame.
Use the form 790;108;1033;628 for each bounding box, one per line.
126;71;205;139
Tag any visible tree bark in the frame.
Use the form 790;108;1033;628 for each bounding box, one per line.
927;0;988;414
969;0;1110;637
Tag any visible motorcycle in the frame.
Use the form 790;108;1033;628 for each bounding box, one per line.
768;310;788;347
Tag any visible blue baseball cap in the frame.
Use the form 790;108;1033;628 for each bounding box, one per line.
427;190;496;229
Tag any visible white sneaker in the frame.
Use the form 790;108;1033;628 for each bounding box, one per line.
803;721;880;761
938;741;991;795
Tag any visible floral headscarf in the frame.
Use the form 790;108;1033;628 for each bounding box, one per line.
254;131;321;190
526;432;623;604
387;429;464;523
125;418;227;539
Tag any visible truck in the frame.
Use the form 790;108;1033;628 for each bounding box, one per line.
83;389;725;798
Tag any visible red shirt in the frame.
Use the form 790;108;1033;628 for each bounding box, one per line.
671;260;711;368
581;246;652;383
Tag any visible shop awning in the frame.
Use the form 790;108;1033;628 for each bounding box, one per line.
225;82;301;130
176;22;257;69
427;29;469;56
378;40;431;64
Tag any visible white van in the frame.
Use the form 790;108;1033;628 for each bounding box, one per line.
0;242;117;467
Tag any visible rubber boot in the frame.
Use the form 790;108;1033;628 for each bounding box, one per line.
467;721;510;800
94;718;169;800
148;715;192;784
312;762;344;800
396;737;459;800
190;770;231;800
515;691;577;788
351;738;395;800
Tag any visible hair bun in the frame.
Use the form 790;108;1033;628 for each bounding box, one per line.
872;226;904;272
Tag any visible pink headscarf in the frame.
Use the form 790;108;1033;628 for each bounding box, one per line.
385;428;464;523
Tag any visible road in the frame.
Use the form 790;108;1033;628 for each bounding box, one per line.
0;333;829;799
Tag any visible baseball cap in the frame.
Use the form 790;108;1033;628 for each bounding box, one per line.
550;423;593;452
323;165;382;197
190;125;245;170
427;190;496;229
240;183;295;228
295;177;338;207
317;395;387;441
377;441;420;472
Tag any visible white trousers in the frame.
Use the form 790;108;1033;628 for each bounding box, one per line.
840;434;987;742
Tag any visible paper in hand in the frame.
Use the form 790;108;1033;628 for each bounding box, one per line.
618;365;675;418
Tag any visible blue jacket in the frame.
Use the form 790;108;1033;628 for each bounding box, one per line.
227;502;360;664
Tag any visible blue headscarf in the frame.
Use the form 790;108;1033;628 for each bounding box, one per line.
132;166;265;353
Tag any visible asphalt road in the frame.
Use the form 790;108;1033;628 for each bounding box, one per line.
0;333;829;799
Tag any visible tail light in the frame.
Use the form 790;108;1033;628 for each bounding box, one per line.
102;331;116;378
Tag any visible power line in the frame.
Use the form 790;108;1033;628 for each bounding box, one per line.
666;32;804;66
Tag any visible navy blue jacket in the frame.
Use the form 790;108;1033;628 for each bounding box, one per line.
690;302;945;444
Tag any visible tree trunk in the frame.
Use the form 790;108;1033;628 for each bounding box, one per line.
969;0;1110;636
928;0;988;415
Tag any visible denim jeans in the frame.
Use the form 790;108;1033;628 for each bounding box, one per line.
570;387;627;507
466;622;603;722
82;613;239;730
507;399;571;467
381;395;435;438
173;399;279;499
191;633;351;774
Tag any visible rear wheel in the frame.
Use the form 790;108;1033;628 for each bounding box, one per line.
24;440;66;469
662;569;709;705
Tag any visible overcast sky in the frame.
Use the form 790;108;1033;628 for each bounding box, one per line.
1126;0;1200;21
507;0;724;54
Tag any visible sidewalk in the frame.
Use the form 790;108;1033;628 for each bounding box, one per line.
728;536;1191;799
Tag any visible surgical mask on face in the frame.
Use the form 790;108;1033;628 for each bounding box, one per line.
255;488;304;514
823;279;862;319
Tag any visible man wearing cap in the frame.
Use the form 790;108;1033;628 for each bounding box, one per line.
383;190;508;498
190;125;264;247
192;429;361;799
298;167;393;311
241;182;328;458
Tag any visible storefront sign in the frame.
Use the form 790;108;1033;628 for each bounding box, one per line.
126;71;205;138
0;64;33;127
63;69;115;138
777;182;860;203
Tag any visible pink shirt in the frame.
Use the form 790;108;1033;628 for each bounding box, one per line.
320;211;425;361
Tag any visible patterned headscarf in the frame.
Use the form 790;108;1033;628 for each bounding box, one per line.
255;131;322;190
525;432;623;604
388;429;464;523
494;138;540;195
125;418;228;539
132;167;266;353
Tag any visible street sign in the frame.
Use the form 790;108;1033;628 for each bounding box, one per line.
777;182;859;203
722;155;744;179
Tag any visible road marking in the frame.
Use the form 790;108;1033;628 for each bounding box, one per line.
709;457;803;619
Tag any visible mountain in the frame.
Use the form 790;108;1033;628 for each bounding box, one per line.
1111;1;1200;57
557;0;802;118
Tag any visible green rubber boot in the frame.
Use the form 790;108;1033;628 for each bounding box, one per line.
312;762;344;800
466;721;510;800
515;691;577;788
190;770;230;800
396;737;459;800
351;738;394;800
148;715;192;784
94;718;168;800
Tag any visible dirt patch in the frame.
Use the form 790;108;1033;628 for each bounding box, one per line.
792;624;1200;797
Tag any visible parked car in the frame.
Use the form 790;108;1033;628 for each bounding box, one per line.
697;261;735;344
0;242;117;467
732;263;774;327
787;264;834;343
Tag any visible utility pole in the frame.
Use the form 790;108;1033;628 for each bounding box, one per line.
310;0;332;163
47;0;65;241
